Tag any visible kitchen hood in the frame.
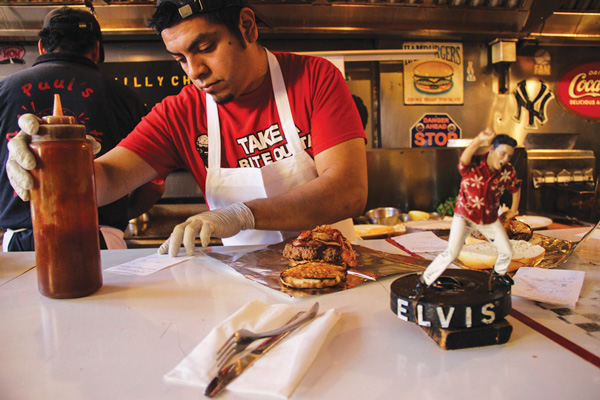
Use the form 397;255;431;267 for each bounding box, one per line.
1;0;599;45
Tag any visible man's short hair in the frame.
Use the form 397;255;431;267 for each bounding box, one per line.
148;0;248;47
491;134;517;149
39;7;104;63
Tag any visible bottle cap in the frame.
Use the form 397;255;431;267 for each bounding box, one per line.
42;94;77;125
33;94;85;141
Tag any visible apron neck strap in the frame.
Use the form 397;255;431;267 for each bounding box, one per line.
206;95;221;169
206;49;304;169
266;50;304;154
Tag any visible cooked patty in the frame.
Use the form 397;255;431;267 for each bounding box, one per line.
282;241;344;265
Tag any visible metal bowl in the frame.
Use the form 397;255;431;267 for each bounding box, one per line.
365;207;401;226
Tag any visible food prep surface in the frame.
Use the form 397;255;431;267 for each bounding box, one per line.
1;228;599;399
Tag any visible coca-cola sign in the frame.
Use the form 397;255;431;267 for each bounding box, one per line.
556;61;600;121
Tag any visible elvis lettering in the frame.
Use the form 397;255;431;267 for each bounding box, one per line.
396;298;497;328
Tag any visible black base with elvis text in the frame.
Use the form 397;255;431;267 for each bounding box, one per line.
390;269;513;350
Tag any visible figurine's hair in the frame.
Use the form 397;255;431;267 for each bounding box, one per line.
491;134;517;149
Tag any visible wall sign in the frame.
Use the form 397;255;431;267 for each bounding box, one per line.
0;44;26;64
555;61;600;121
410;113;461;148
403;42;464;105
533;49;551;76
512;79;554;129
101;60;190;109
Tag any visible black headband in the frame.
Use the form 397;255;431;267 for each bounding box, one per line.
156;0;246;19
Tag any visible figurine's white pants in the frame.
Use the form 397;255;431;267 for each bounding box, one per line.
421;215;513;285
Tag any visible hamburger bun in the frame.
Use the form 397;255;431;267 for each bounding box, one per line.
464;235;486;245
280;261;347;289
413;61;454;94
457;240;545;272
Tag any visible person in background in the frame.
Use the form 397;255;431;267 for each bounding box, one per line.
352;95;368;130
0;7;164;251
415;129;521;293
7;0;368;257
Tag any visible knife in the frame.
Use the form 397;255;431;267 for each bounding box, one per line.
204;304;319;397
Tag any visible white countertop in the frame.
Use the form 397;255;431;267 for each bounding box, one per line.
1;228;599;400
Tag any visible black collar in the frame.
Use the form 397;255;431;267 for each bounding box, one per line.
33;52;99;70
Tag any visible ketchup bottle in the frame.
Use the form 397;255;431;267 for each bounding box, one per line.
29;94;102;299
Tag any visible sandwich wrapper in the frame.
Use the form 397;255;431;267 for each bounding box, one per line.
164;300;340;398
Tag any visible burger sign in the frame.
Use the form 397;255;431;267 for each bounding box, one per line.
403;42;464;105
413;61;454;94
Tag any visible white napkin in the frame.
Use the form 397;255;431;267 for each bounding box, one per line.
164;300;340;398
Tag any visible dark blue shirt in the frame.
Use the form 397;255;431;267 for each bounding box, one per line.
0;52;147;247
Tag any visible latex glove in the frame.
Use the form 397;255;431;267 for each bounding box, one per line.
158;202;255;257
6;114;101;201
6;114;41;201
86;135;102;155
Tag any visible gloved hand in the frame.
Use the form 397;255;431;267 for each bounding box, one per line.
158;202;255;257
6;114;41;201
6;113;101;201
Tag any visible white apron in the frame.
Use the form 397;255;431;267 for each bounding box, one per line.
204;50;356;246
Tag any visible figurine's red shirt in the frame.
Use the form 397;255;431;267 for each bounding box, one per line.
454;153;521;225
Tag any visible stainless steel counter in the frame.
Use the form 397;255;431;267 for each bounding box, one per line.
124;203;222;248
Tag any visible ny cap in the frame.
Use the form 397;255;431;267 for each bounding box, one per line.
157;0;246;19
42;7;105;63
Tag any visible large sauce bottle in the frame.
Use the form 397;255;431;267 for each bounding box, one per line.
29;94;102;298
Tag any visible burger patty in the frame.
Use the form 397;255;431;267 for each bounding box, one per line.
471;215;533;242
282;241;344;265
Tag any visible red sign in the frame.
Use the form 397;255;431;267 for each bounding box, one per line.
410;113;461;147
0;45;25;60
556;61;600;121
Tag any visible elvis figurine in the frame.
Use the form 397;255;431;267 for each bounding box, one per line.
415;129;521;294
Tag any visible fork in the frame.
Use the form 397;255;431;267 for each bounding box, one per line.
215;302;319;370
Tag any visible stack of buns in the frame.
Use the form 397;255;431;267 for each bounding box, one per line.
281;225;357;289
460;214;545;271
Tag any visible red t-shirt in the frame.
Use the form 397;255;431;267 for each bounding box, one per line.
454;153;521;225
118;51;366;194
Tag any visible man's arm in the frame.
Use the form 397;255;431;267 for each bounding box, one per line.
127;180;165;220
247;137;368;231
460;128;495;166
94;146;159;207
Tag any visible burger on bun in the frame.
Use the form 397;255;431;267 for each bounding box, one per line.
413;61;454;94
